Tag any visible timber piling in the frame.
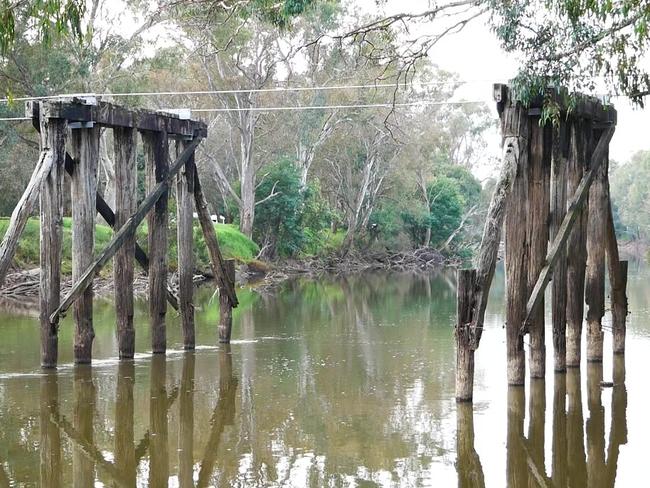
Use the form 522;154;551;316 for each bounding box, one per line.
455;83;626;401
0;97;239;367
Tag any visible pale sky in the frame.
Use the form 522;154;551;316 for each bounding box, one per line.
358;0;650;166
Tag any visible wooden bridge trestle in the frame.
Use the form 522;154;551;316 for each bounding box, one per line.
0;97;239;367
455;84;627;401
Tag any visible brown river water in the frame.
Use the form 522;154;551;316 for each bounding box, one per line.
0;264;647;487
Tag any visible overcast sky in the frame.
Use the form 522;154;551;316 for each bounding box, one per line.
357;0;650;166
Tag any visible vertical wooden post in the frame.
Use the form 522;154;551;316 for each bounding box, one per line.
455;269;476;402
605;355;627;486
566;119;589;367
73;365;95;487
456;403;485;487
504;102;529;386
527;117;552;379
605;192;628;354
149;355;169;486
550;123;569;372
39;372;61;488
142;130;169;354
566;368;587;486
586;145;607;362
115;361;136;487
176;139;195;349
179;352;195;488
39;113;65;368
70;127;99;364
219;259;236;343
114;127;137;358
528;378;546;477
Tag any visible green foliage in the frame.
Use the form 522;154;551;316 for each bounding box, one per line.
609;150;650;241
436;165;481;211
0;218;258;275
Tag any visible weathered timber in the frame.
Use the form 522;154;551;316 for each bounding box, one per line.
527;118;552;379
73;366;96;487
70;127;99;364
503;101;529;386
456;403;485;488
30;113;180;311
550;123;569;372
521;127;615;333
453;115;525;400
179;353;195;488
143;130;169;354
605;191;628;355
40;372;62;488
115;362;136;487
566;121;591;367
48;136;203;325
0;149;53;287
28;99;207;138
150;355;169;487
39;115;66;368
219;260;236;343
176;140;196;350
585;145;608;362
193;165;238;307
114;127;137;358
456;269;477;402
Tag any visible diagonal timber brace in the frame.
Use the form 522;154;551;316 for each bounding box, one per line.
49;135;204;326
521;126;615;334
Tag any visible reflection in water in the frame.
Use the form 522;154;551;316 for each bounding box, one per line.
484;363;629;487
0;270;636;486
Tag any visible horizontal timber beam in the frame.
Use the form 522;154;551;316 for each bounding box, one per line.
521;127;615;334
27;99;207;137
49;136;204;326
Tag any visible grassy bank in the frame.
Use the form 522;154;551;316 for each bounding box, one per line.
0;217;259;275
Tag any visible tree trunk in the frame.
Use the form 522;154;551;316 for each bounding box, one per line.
239;126;255;238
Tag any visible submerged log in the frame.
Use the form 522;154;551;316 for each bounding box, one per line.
48;136;203;326
70;127;100;364
39;115;66;368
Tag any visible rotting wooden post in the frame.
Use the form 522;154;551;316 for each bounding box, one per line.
503;101;529;386
526;116;552;379
605;191;628;354
506;387;528;486
550;123;569;372
566;119;590;366
142;130;169;354
39;112;66;368
586;146;608;362
551;373;568;488
455;269;477;402
566;368;587;486
219;259;236;343
586;362;606;486
528;379;546;483
113;127;137;359
176;139;196;350
70;126;99;364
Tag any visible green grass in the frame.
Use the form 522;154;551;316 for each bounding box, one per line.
0;217;259;275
